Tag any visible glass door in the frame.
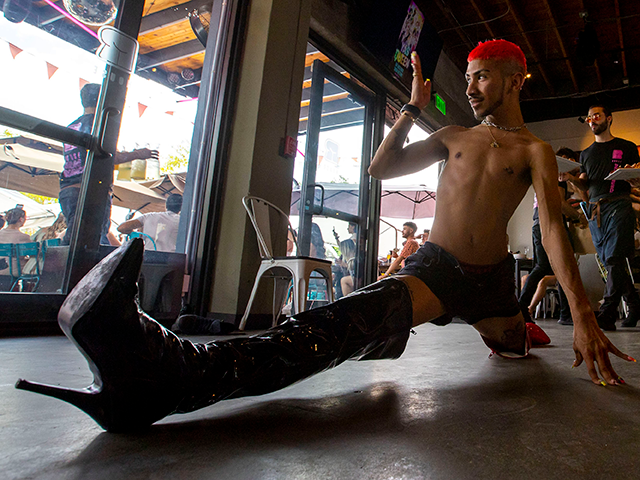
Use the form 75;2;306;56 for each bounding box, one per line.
295;57;375;298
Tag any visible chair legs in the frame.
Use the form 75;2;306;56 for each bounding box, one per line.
240;262;334;331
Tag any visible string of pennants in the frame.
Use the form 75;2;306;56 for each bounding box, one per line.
5;40;183;120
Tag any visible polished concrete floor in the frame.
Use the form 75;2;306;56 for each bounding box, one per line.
3;319;640;480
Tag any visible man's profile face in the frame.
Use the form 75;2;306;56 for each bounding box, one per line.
465;59;508;120
402;225;414;238
587;107;610;136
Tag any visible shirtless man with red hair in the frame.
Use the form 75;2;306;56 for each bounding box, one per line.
16;40;633;433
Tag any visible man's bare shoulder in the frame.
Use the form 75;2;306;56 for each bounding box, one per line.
525;134;555;167
433;125;469;138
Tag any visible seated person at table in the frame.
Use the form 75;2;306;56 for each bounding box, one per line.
420;228;430;245
378;222;419;279
117;194;182;252
0;206;31;290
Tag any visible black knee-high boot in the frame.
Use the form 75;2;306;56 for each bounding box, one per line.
16;239;413;432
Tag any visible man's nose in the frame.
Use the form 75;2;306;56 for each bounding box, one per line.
466;80;477;97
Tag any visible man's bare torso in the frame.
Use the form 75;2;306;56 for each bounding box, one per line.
427;125;548;265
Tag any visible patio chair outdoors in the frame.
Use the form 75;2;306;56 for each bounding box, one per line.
239;195;334;330
129;231;157;250
0;242;42;291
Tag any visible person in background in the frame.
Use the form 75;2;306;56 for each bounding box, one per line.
60;83;159;246
22;213;68;276
337;222;358;297
310;222;326;259
420;228;430;245
378;221;419;279
560;105;640;330
519;147;585;326
0;206;31;290
117;194;182;252
31;213;67;243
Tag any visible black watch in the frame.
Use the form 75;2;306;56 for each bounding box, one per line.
401;104;421;120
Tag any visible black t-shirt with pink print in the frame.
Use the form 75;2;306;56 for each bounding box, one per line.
580;137;640;202
60;113;94;188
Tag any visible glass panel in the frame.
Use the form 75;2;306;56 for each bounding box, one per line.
0;1;199;296
0;8;109;293
292;44;373;300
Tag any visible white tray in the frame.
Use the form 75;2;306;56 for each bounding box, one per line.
604;168;640;180
556;156;581;173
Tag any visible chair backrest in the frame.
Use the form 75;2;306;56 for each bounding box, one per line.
44;238;61;250
16;242;41;277
129;231;157;250
0;243;15;276
0;243;13;257
243;196;297;260
16;242;39;257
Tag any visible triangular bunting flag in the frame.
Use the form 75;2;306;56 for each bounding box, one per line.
46;62;59;79
165;111;174;116
79;78;90;91
138;103;147;117
9;43;23;59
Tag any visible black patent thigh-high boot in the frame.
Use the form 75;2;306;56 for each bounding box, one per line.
16;239;413;432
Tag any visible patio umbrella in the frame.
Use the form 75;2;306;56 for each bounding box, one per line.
290;183;436;219
139;172;186;196
0;136;166;213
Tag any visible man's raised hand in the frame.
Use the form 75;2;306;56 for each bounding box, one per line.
409;52;431;111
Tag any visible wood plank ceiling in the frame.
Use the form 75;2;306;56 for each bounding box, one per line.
417;0;640;121
6;0;640;122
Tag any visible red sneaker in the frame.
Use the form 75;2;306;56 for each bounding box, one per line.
526;322;551;346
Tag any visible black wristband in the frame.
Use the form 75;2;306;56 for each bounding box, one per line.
401;104;421;120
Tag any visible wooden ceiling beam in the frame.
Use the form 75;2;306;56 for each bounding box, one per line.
541;0;578;92
576;0;602;90
614;0;628;79
139;0;211;35
433;0;475;51
504;0;554;94
137;39;204;71
300;91;349;108
468;0;496;39
305;52;330;67
302;73;351;89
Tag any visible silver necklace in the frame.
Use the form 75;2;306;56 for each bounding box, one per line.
482;119;526;132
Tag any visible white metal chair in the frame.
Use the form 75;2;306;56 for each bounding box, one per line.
239;195;334;330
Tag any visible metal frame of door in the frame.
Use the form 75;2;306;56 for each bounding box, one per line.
299;59;376;287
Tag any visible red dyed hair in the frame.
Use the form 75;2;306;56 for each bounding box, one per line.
467;39;527;73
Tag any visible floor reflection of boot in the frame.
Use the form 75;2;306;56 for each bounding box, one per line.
16;239;413;433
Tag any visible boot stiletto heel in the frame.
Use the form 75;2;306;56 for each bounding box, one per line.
16;238;414;432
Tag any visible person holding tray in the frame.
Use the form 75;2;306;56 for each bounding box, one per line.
561;105;640;330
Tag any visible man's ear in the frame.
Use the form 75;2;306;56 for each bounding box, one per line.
511;72;525;92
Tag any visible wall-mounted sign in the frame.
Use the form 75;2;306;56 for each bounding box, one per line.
359;0;443;93
435;93;446;115
392;2;424;83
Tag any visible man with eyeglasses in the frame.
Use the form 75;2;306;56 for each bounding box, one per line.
561;105;640;330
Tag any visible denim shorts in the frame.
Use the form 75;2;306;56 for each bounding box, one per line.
398;242;521;325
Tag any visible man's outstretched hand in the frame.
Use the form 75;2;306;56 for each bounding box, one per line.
573;319;635;385
409;52;431;111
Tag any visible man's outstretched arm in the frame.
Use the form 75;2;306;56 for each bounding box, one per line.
532;143;634;385
369;53;450;180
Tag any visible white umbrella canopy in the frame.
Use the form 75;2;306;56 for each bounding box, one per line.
0;136;166;213
290;182;436;219
0;188;59;229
